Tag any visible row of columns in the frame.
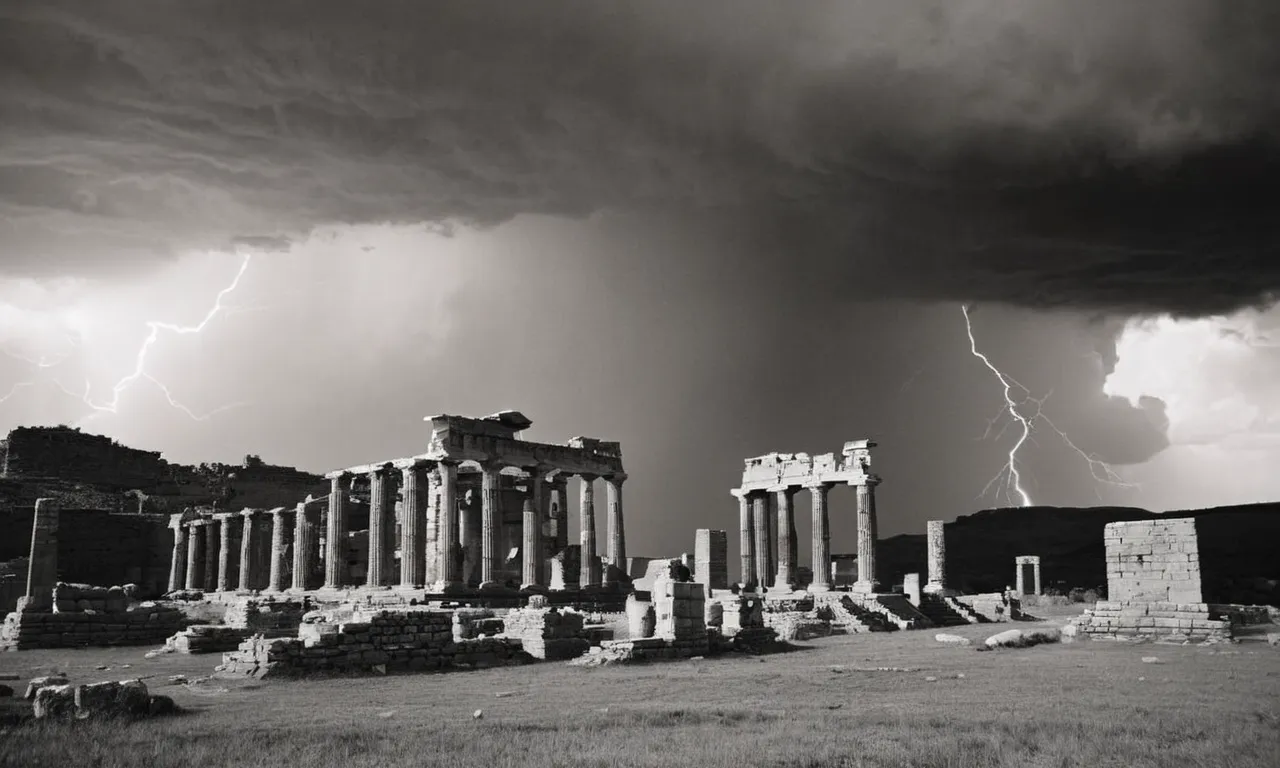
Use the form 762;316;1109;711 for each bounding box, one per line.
734;479;879;594
168;507;296;593
168;461;627;594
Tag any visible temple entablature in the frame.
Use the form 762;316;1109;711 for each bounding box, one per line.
738;439;878;493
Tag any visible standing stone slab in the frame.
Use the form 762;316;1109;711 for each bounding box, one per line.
26;499;59;607
694;529;728;590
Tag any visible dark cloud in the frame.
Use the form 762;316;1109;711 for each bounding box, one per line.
2;0;1278;314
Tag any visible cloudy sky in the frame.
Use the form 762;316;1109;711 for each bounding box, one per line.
2;1;1278;559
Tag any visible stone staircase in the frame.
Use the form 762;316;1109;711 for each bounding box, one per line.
813;594;896;633
917;594;982;626
873;594;934;630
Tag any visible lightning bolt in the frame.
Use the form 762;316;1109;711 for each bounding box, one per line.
0;255;253;423
963;304;1138;507
963;304;1035;507
77;254;253;420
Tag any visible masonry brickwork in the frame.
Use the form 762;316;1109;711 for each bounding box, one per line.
0;583;186;650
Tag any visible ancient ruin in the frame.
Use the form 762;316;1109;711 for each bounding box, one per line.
732;439;879;594
1015;555;1041;596
1071;519;1233;643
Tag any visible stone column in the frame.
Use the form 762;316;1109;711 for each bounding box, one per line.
239;509;259;591
807;482;832;592
202;519;219;592
25;498;59;606
292;502;318;591
579;474;598;588
267;508;289;592
925;520;945;594
853;480;879;593
423;468;441;586
184;521;202;590
733;490;755;589
398;464;426;587
214;513;236;592
751;493;771;593
605;473;627;583
1034;558;1041;596
366;466;395;587
435;461;461;590
324;474;349;589
479;461;502;588
167;514;188;593
772;485;797;591
458;487;481;587
549;474;569;558
521;470;544;590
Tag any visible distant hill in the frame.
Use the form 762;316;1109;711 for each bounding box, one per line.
877;503;1280;607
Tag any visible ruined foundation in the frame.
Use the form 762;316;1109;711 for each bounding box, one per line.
1072;519;1232;643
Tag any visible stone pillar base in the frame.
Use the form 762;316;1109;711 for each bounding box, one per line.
430;581;467;595
807;583;831;593
520;584;549;595
923;583;944;594
851;580;876;594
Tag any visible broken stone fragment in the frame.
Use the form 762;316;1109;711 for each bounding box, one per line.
73;679;151;719
32;684;75;720
24;675;70;700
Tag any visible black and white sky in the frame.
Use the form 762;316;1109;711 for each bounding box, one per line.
2;1;1279;558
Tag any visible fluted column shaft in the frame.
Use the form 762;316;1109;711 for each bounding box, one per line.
366;468;394;587
773;486;797;590
806;483;831;591
579;474;597;588
436;462;460;588
267;509;289;591
183;523;201;590
605;474;627;582
216;516;235;591
521;471;544;588
292;503;318;590
479;462;502;586
459;489;481;586
853;481;878;593
735;491;755;588
925;520;945;593
751;494;771;592
168;519;187;593
202;521;219;592
239;511;258;591
325;475;349;589
399;465;426;586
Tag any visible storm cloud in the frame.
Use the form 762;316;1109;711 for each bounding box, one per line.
2;0;1278;314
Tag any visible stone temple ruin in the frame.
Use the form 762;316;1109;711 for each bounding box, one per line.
2;412;1259;695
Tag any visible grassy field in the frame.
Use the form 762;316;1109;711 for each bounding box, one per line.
1;611;1277;768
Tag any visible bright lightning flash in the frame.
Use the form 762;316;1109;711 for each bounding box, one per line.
0;255;253;423
962;304;1137;508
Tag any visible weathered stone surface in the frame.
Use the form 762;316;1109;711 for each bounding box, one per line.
32;684;75;720
694;529;728;590
982;627;1061;650
74;679;151;719
935;633;971;646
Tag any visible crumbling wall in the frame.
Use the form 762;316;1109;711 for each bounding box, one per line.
1073;519;1231;643
223;597;308;637
217;609;529;677
1;426;166;489
0;584;186;650
502;607;588;659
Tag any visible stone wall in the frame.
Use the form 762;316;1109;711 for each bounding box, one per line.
652;578;709;656
1105;519;1203;603
1;426;166;489
1073;600;1231;643
0;508;170;611
223;597;308;637
0;585;186;650
502;607;589;660
217;609;529;678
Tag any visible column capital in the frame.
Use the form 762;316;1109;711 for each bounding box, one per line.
266;506;287;517
368;462;396;477
323;469;353;481
578;472;598;482
766;483;796;495
239;507;261;519
211;511;239;522
605;472;627;485
730;488;747;499
802;480;833;491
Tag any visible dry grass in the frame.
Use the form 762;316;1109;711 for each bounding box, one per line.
2;615;1278;768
